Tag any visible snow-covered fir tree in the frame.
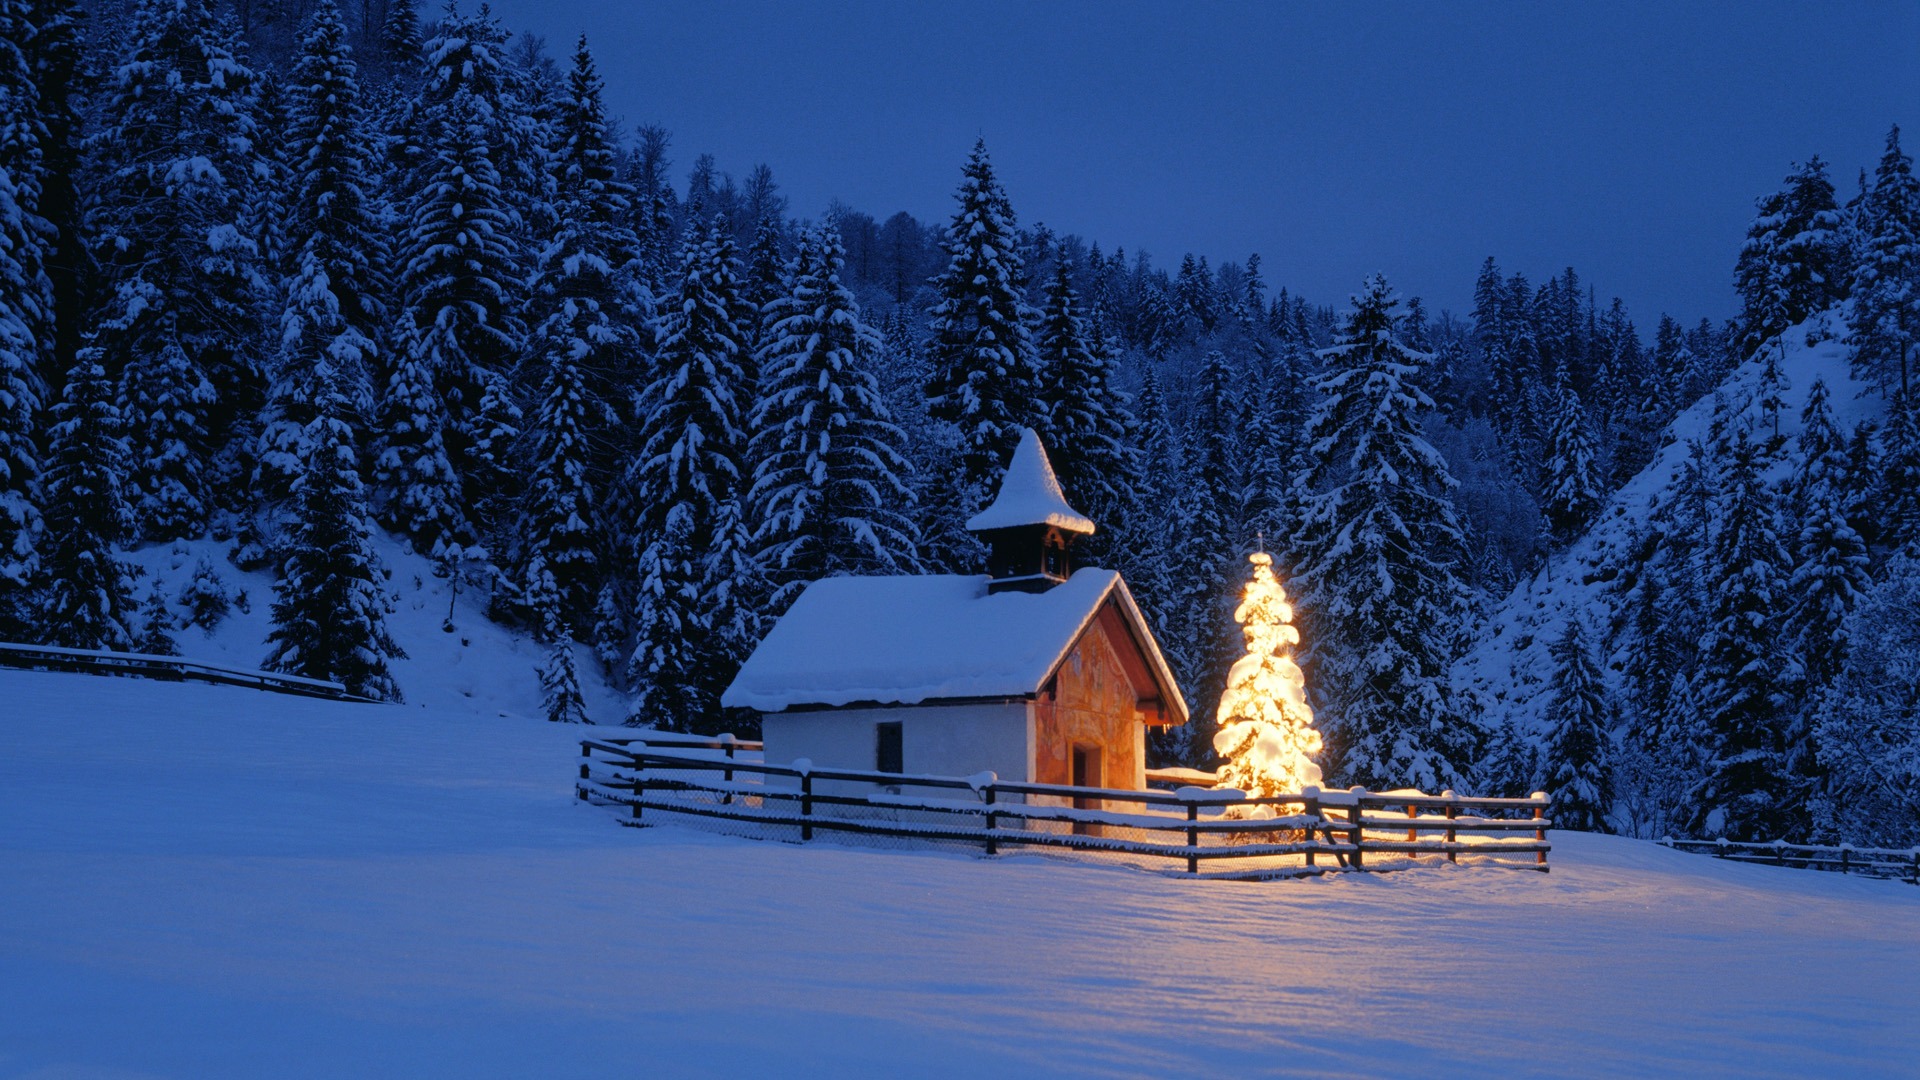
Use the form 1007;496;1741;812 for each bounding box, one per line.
135;583;178;657
1544;619;1615;832
178;552;231;633
527;560;588;723
1786;379;1871;691
514;36;638;626
1735;157;1846;357
89;0;267;540
1877;391;1920;553
1212;552;1324;799
923;139;1041;523
1540;382;1603;545
1294;274;1477;792
1688;430;1794;840
257;0;384;498
1035;255;1137;545
0;160;40;629
263;340;404;703
748;219;917;608
625;221;757;732
37;349;135;650
1175;349;1246;751
1849;125;1920;400
1811;553;1920;847
380;84;518;553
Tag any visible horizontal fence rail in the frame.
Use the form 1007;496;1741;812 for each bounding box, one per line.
577;735;1551;881
1660;837;1920;884
0;641;377;703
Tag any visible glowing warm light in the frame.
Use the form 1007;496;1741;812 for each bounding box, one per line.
1213;552;1324;799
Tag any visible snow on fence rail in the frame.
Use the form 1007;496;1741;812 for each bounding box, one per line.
1659;836;1920;884
0;641;378;704
576;734;1552;880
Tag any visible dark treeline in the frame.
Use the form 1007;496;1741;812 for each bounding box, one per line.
1;0;1915;844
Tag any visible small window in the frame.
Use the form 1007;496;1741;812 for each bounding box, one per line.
1044;531;1067;578
876;721;903;774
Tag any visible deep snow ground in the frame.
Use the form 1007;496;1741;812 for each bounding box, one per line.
2;670;1917;1079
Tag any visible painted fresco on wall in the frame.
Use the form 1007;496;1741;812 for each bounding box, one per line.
1035;610;1141;790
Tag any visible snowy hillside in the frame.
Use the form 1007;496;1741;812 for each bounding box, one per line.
1456;316;1882;738
4;669;1917;1077
112;532;627;722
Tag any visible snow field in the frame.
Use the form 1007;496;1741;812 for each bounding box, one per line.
3;670;1918;1078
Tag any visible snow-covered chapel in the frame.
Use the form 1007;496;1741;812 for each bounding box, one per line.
722;429;1188;791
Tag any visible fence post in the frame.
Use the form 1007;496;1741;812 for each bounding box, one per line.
1302;787;1319;869
1840;845;1850;875
1186;798;1199;875
1911;849;1919;886
1443;790;1458;864
578;742;591;799
1348;787;1366;869
1532;792;1547;866
1405;803;1417;843
723;736;736;806
984;784;998;856
631;753;645;823
801;770;814;841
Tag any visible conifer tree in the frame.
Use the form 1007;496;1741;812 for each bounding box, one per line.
376;0;422;82
1541;383;1603;545
1212;552;1324;798
1176;350;1245;748
1035;256;1136;534
258;0;383;490
1689;431;1794;840
1811;553;1920;847
90;0;267;539
514;35;638;624
1544;619;1615;832
626;221;756;731
0;161;40;627
923;139;1041;508
528;560;588;723
1294;275;1476;791
1787;379;1871;690
749;220;917;607
135;583;178;656
1878;391;1920;552
38;349;136;650
263;259;403;703
383;80;524;550
1849;126;1920;399
1735;157;1846;357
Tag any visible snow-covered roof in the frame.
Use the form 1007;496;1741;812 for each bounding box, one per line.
965;428;1095;534
721;569;1184;720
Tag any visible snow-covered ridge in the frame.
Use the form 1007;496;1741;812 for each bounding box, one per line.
1457;315;1880;738
117;532;626;721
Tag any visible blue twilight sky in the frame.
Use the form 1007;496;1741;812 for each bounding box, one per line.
478;0;1917;323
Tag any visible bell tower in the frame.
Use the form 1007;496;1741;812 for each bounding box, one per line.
966;429;1096;594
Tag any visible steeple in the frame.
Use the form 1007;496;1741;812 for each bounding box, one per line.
966;429;1094;594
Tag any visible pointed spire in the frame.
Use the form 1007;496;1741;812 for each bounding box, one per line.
965;428;1095;535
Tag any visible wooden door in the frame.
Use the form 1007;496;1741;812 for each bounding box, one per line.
1071;744;1102;835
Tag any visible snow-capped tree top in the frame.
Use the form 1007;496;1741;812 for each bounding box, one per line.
965;427;1094;535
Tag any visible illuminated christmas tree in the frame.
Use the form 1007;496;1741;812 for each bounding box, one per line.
1213;551;1324;797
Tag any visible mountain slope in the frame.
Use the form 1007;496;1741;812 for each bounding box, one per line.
109;531;628;721
1456;315;1882;740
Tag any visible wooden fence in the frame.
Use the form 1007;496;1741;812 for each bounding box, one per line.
577;734;1552;881
1660;836;1920;884
0;641;377;703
